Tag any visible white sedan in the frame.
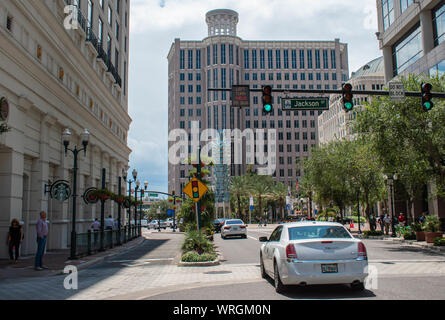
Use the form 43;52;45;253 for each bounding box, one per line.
148;220;167;229
221;219;247;239
259;221;368;293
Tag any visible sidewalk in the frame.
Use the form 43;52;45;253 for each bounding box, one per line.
0;233;146;281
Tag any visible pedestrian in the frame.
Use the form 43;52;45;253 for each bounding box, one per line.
258;218;262;227
419;212;426;224
398;213;406;227
7;219;23;263
264;217;267;226
105;215;114;230
384;214;391;235
91;218;100;231
379;214;385;232
35;211;48;271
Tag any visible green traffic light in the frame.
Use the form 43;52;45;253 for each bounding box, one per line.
424;101;432;110
264;104;272;112
345;102;353;110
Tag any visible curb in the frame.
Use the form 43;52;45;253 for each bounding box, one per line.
382;238;445;253
177;259;220;267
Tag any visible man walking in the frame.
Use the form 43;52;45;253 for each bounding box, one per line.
398;213;406;227
35;211;48;271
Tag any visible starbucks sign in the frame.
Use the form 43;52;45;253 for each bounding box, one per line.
50;180;71;201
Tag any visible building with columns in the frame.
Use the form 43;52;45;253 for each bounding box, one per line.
168;9;349;199
377;0;444;81
0;0;131;258
318;56;385;144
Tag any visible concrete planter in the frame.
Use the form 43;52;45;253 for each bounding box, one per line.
425;232;443;243
178;259;220;267
415;231;425;241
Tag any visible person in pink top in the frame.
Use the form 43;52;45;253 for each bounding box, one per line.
35;211;48;271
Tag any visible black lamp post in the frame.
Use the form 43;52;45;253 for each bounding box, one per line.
383;174;398;237
135;180;140;236
63;128;90;260
123;168;137;238
142;181;148;235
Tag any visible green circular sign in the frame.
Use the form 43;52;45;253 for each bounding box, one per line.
50;180;71;201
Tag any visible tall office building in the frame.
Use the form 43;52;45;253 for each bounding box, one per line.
168;9;349;197
377;0;444;81
0;0;131;258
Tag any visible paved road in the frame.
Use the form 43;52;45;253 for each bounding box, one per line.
1;227;445;300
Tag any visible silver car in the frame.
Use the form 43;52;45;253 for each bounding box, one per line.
221;219;247;239
259;221;368;293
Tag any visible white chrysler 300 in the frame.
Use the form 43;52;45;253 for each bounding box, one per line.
259;221;368;293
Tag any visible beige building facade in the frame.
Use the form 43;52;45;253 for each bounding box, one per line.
0;0;131;258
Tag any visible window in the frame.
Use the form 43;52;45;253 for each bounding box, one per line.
429;60;445;77
283;50;289;69
268;50;273;69
331;50;336;69
299;50;305;69
276;50;281;69
207;46;211;66
260;50;265;69
252;50;257;69
400;0;413;13
180;50;185;69
244;49;249;69
213;44;218;64
292;50;297;69
87;0;93;28
98;18;104;43
108;6;112;26
382;0;394;31
307;50;313;69
116;0;120;14
315;50;320;69
392;23;422;75
188;50;193;69
433;3;445;46
229;45;234;64
221;44;226;64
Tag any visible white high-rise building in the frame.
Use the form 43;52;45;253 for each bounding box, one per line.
167;9;349;197
0;0;131;258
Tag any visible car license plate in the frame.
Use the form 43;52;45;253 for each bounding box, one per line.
321;264;338;273
233;227;239;230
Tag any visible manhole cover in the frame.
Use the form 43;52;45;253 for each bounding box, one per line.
204;271;232;275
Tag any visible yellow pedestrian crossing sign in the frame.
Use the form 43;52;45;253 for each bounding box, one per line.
183;177;208;202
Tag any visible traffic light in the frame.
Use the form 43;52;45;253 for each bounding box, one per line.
262;85;273;114
342;83;354;112
191;180;199;199
421;83;434;112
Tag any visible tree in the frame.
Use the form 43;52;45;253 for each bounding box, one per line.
271;182;288;220
353;74;445;218
230;175;247;219
245;174;275;220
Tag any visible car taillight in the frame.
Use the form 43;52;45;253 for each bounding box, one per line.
357;242;367;260
240;226;246;229
286;244;297;259
224;226;231;230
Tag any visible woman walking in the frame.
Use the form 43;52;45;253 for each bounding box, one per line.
7;219;23;263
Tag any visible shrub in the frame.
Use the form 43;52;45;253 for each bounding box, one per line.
181;251;217;262
396;226;416;240
363;230;384;237
181;230;214;254
422;216;441;232
434;237;445;246
411;222;423;232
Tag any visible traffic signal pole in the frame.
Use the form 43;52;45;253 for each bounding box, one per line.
196;145;202;231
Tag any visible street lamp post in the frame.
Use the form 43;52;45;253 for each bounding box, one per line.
123;169;137;239
63;128;90;260
383;174;398;237
135;180;140;236
357;190;362;234
143;181;148;235
157;207;161;232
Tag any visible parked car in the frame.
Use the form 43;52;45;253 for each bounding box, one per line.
213;219;226;233
221;219;247;239
141;219;148;228
166;218;175;227
148;220;167;229
259;221;368;293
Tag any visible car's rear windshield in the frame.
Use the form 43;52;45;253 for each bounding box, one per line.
226;220;244;225
288;226;351;240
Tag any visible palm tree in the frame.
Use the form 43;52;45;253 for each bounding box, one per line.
271;182;288;221
230;175;246;219
247;175;275;220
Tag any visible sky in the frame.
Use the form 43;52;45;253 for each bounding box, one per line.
126;0;381;194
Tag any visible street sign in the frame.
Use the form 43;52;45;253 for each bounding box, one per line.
183;177;208;202
149;193;158;198
232;85;250;108
388;81;405;102
282;97;329;110
167;209;174;217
